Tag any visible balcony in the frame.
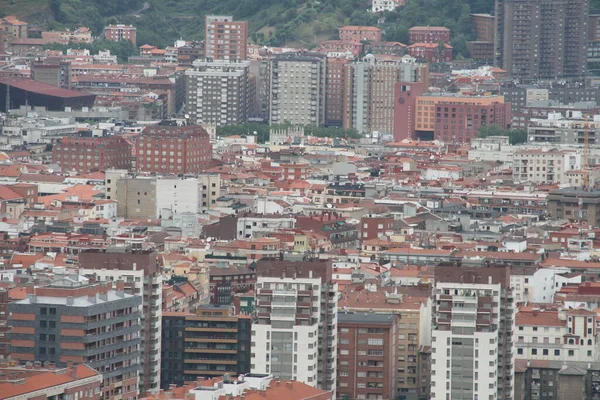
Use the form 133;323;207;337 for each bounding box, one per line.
185;327;237;333
185;348;237;354
186;337;237;343
185;359;237;365
184;370;236;375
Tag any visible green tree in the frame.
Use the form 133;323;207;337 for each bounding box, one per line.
479;124;527;145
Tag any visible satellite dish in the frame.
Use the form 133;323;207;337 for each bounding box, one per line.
185;114;190;119
326;203;333;209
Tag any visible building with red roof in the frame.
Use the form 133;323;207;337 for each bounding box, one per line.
0;363;102;400
0;78;95;112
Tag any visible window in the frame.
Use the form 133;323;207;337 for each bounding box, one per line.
532;349;537;355
517;348;523;355
568;350;575;357
554;350;560;356
368;338;384;346
543;349;548;356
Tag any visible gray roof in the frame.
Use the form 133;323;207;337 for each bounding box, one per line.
338;311;396;325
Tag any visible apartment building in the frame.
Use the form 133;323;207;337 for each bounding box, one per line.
161;306;251;389
395;93;510;143
325;58;349;127
252;258;338;394
269;52;327;126
103;24;137;45
79;248;163;394
337;313;398;400
53;135;131;174
185;59;250;126
31;60;72;89
408;26;451;44
295;213;359;250
338;285;433;400
514;359;600;400
495;0;588;79
344;56;429;135
516;304;599;362
199;173;221;209
431;265;515;400
513;148;582;184
204;16;248;61
548;188;600;226
7;277;141;400
339;26;383;42
528;112;600;145
0;16;28;40
469;14;495;61
135;123;213;174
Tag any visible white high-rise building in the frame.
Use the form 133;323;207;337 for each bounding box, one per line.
251;258;337;395
431;266;515;400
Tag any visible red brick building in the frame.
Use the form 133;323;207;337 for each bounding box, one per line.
408;26;451;44
8;183;38;207
103;24;137;45
408;43;453;63
339;26;383;43
337;312;398;400
393;81;427;141
326;58;349;126
204;16;248;60
434;100;511;143
52;135;132;174
360;214;395;241
317;40;363;57
135;124;212;174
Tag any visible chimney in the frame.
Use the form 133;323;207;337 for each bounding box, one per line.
33;361;42;369
286;381;293;391
169;384;177;390
25;362;33;370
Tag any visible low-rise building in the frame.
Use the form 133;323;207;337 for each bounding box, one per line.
513;149;582;184
516;304;599;362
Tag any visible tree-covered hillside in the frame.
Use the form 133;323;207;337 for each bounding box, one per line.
2;0;599;58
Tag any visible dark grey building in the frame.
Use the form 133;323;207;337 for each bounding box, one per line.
495;0;589;80
515;359;600;400
7;276;141;399
161;305;251;389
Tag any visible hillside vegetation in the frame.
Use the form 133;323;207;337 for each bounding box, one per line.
2;0;600;58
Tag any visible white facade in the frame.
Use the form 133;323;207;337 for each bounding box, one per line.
422;167;461;180
371;0;400;12
252;272;337;394
513;149;582;184
431;278;515;400
516;307;600;363
236;216;296;239
156;177;203;216
510;267;581;303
